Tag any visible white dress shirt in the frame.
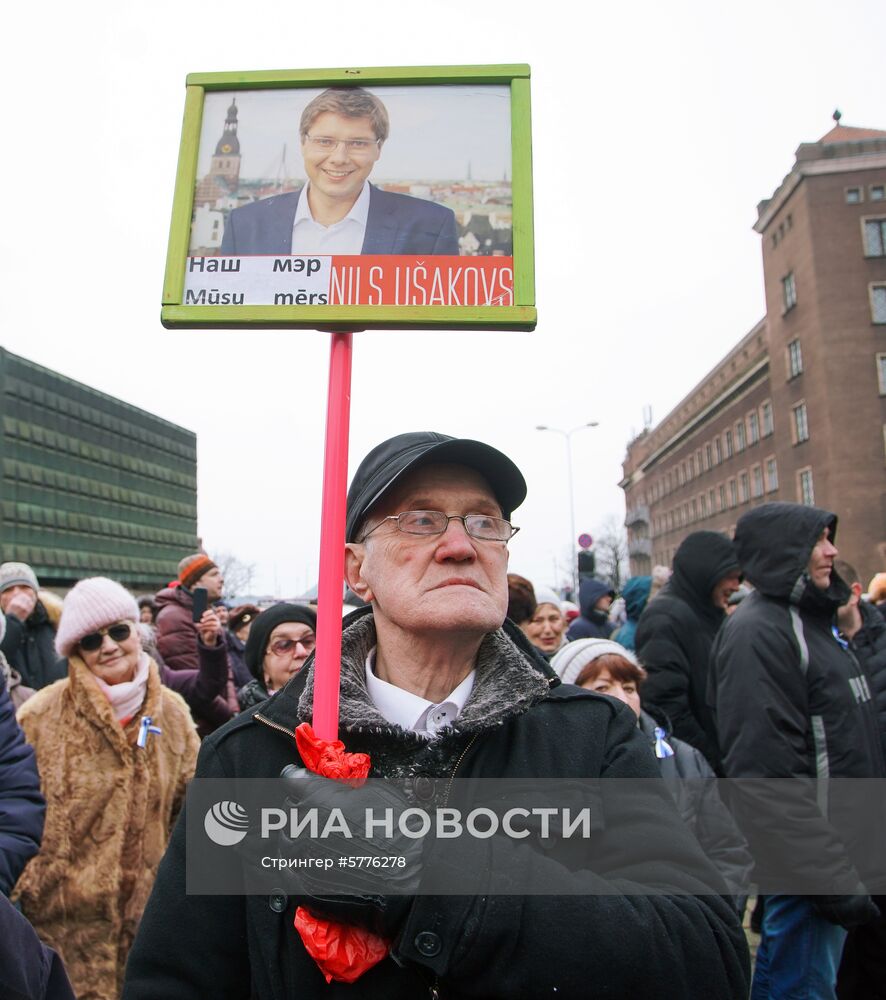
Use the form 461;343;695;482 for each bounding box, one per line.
364;647;475;736
290;181;370;255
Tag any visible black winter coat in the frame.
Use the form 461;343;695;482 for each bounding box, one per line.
639;711;752;902
0;668;45;895
236;677;270;711
1;604;63;691
847;601;886;763
636;531;739;772
0;893;75;1000
124;612;749;1000
710;502;886;895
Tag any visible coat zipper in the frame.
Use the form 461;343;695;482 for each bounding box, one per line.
442;732;480;807
254;712;296;741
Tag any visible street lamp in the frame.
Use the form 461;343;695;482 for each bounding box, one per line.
536;422;600;600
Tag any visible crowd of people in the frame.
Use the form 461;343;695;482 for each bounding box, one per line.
1;429;885;999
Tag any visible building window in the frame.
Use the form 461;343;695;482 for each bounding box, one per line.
864;218;886;257
845;187;862;204
766;457;778;492
691;498;698;521
735;420;746;452
705;443;712;470
798;467;815;506
688;456;695;479
739;471;750;503
792;401;809;443
709;487;715;512
728;479;738;507
878;354;886;395
751;465;764;498
714;437;722;464
871;185;885;202
719;484;727;510
782;272;797;312
748;411;760;445
700;494;707;518
761;400;774;436
725;429;734;458
788;339;803;378
872;285;886;324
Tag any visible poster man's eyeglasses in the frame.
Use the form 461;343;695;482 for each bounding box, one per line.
304;135;381;155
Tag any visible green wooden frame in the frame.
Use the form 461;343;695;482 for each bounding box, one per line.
161;64;535;331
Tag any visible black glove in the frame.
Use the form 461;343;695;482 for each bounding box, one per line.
811;893;881;929
278;765;423;938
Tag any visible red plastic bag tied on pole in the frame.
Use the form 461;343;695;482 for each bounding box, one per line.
291;722;390;983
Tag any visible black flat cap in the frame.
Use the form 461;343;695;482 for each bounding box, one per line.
346;431;527;542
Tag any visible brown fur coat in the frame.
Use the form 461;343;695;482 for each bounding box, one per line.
14;655;199;1000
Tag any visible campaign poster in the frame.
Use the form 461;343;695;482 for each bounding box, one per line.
184;84;515;310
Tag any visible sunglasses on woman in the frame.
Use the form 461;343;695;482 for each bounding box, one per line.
268;635;316;656
79;622;133;652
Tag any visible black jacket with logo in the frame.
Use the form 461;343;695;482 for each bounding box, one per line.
847;600;886;763
710;502;886;899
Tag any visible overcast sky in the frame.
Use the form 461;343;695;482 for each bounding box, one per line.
2;0;884;596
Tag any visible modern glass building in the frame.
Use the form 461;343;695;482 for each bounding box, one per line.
0;347;198;590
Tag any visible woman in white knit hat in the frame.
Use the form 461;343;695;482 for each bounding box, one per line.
550;638;752;912
14;577;199;1000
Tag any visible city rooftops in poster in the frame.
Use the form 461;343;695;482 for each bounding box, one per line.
162;65;535;330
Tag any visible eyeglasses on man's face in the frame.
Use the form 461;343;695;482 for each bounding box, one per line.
303;134;380;156
359;510;519;544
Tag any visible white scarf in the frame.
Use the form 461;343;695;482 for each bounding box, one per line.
93;650;150;723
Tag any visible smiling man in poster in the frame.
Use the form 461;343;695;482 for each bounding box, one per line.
220;88;460;257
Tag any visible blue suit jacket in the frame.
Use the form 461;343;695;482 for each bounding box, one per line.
219;185;459;256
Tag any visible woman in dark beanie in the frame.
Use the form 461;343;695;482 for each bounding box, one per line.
237;603;317;710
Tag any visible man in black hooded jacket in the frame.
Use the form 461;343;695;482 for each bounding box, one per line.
710;502;885;999
635;531;741;773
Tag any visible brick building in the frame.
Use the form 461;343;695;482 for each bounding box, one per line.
620;122;886;587
0;347;199;591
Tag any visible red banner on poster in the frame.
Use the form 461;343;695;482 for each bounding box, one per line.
328;255;513;307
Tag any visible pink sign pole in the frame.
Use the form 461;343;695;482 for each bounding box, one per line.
312;331;354;741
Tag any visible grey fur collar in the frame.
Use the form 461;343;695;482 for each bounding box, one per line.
297;613;551;740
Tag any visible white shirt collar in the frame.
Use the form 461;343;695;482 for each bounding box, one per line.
364;647;475;736
294;180;371;228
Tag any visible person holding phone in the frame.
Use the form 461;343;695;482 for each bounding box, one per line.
155;554;238;736
15;577;199;1000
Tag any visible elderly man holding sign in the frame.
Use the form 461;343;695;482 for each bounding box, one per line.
124;432;749;999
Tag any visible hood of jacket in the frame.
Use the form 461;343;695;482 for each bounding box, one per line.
578;578;615;619
622;576;652;621
734;502;848;609
154;585;192;612
669;531;740;626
